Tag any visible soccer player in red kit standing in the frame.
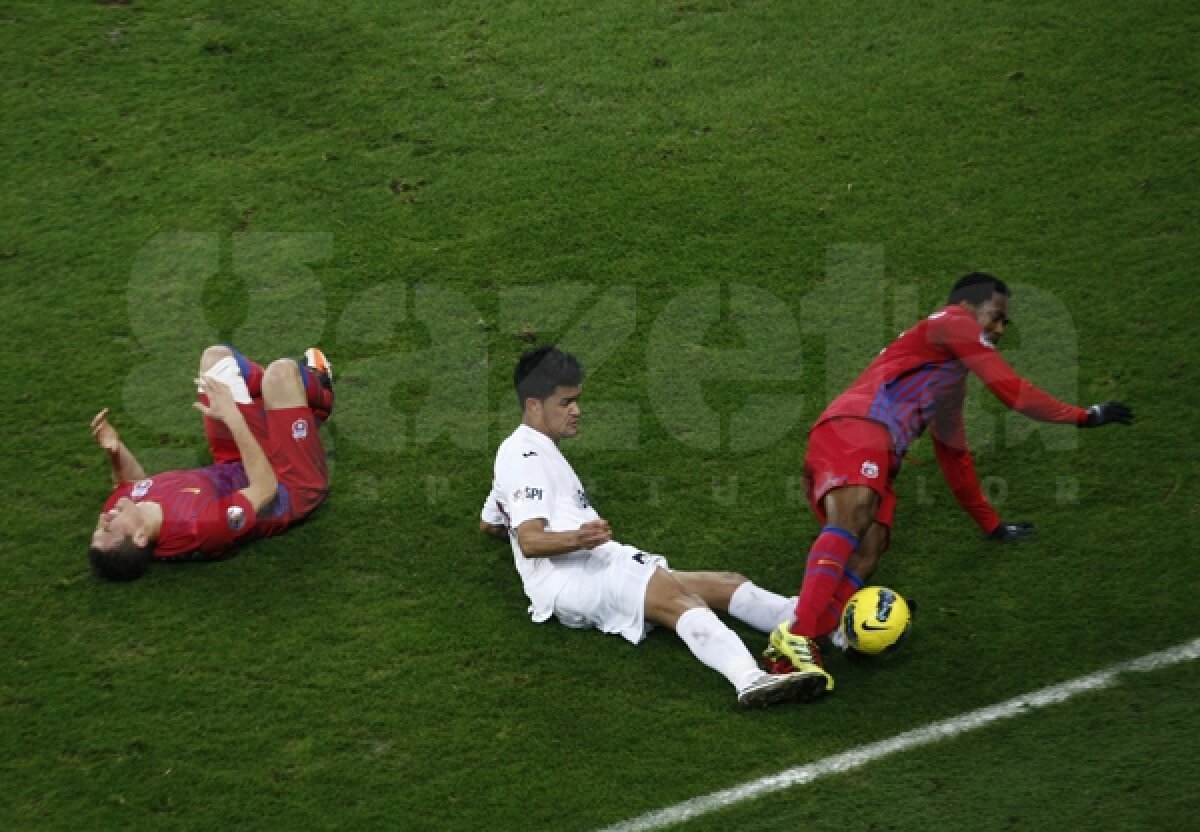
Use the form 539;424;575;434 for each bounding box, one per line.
765;273;1134;693
88;345;335;581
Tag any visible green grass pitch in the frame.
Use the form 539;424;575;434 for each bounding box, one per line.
2;1;1197;830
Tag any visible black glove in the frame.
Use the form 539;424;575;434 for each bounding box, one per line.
1083;401;1134;427
988;521;1036;542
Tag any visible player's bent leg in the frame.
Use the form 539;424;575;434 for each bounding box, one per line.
198;345;252;464
790;485;879;639
646;569;828;707
673;571;796;634
198;346;262;404
769;485;881;691
262;359;307;411
643;567;706;629
813;521;891;637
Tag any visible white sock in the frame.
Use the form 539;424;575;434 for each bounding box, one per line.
727;582;796;634
199;355;252;404
675;607;762;691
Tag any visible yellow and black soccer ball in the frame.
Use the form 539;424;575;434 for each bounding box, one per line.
840;586;912;655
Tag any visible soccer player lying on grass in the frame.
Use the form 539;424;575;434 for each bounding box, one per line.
88;345;334;581
480;346;825;708
764;273;1134;696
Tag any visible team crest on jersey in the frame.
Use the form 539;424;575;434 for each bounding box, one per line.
226;505;247;531
131;479;153;498
576;489;590;510
861;461;880;479
292;418;309;440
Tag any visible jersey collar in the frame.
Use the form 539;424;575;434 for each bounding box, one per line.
516;423;561;455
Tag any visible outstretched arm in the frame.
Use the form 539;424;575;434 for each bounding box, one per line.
91;409;146;485
937;316;1088;424
195;376;277;511
937;314;1135;428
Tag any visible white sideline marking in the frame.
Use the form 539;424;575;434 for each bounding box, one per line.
600;637;1200;832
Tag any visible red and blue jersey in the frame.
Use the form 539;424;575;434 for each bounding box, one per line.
816;303;1087;531
104;463;259;559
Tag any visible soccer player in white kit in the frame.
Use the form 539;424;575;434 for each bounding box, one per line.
480;347;828;708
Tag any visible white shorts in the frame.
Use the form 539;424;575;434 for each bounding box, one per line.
551;543;669;645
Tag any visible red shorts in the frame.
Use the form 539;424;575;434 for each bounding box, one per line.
205;403;329;534
803;417;897;529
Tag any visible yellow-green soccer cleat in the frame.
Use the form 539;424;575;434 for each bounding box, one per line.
763;623;834;701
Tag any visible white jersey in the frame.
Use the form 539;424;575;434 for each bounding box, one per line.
483;424;605;623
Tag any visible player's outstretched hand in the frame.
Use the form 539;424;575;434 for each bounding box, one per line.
988;521;1036;543
90;408;120;452
1083;401;1134;427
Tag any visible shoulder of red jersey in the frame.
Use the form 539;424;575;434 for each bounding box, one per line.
926;304;994;351
926;303;973;323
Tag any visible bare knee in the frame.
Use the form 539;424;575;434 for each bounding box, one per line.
262;358;305;408
200;345;233;373
264;358;301;385
666;591;708;627
645;568;708;629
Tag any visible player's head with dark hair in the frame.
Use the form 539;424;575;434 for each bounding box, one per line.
514;347;585;442
90;498;156;581
949;272;1011;345
514;346;584;407
89;536;153;581
948;272;1010;307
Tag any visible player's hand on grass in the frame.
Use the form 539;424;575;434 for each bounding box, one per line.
988;521;1036;543
575;519;612;550
480;521;509;541
90;408;121;453
194;375;241;424
1083;401;1133;427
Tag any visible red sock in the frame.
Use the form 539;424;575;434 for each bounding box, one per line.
813;569;865;636
791;526;858;637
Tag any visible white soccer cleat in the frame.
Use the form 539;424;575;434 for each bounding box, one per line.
304;347;334;388
737;669;831;709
